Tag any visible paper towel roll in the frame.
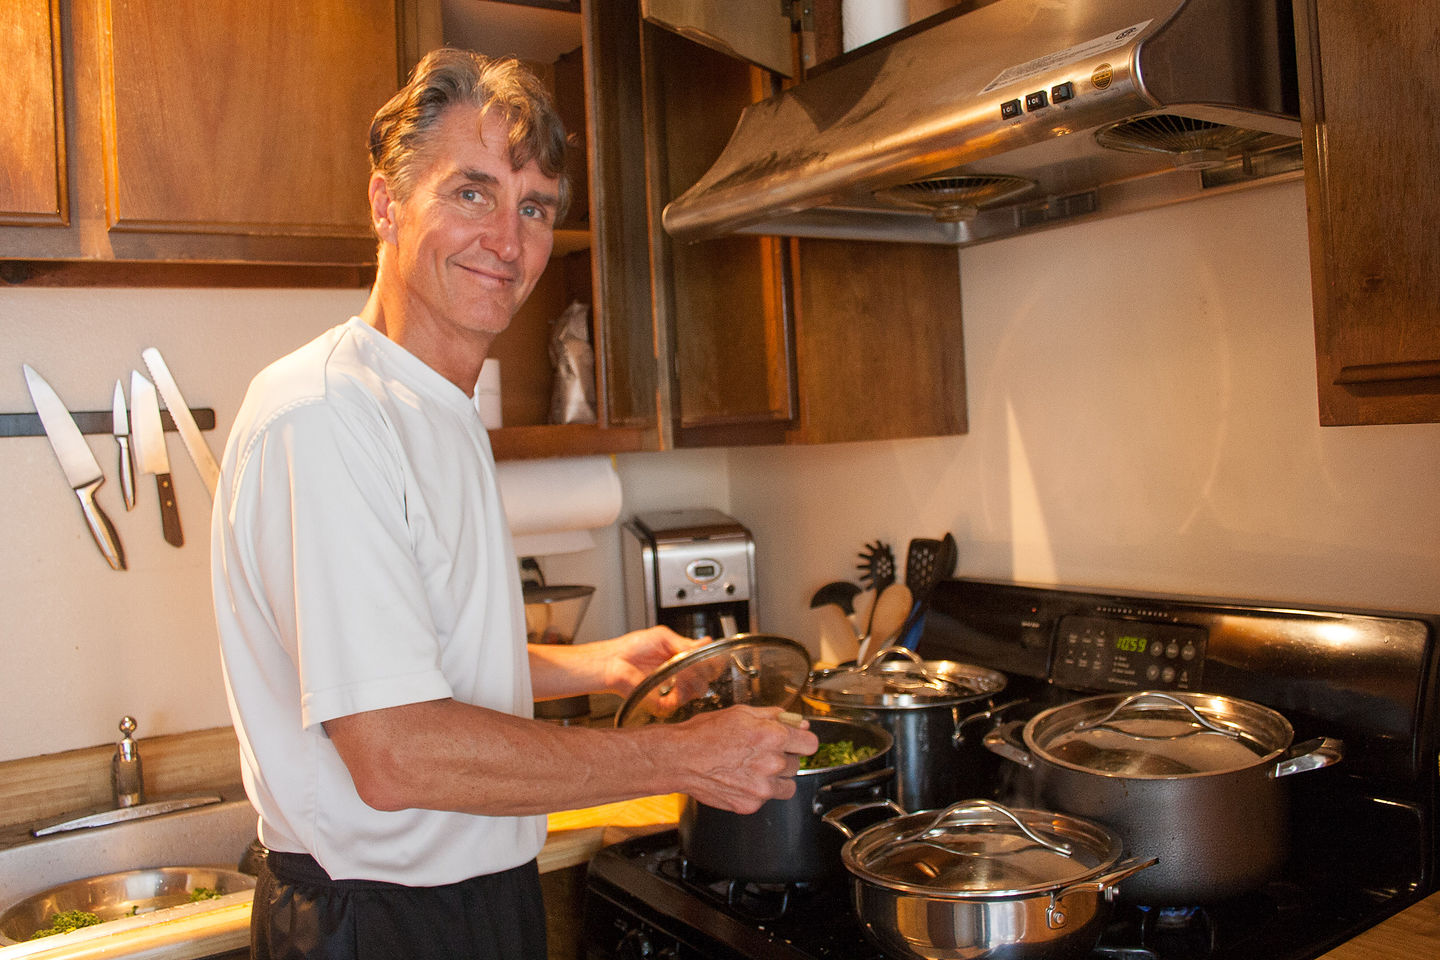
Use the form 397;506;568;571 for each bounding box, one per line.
475;358;502;429
843;0;908;51
495;455;623;556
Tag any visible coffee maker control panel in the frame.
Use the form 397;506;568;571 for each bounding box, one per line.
658;547;751;606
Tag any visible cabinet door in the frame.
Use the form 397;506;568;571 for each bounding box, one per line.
0;0;66;226
1297;0;1440;425
648;24;798;446
101;0;396;242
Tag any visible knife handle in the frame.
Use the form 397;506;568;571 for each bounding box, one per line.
117;435;136;511
154;473;184;547
75;478;127;570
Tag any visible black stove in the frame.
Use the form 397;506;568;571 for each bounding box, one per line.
583;579;1439;960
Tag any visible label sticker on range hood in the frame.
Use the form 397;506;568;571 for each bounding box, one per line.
980;20;1152;93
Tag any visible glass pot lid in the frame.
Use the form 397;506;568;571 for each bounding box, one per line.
615;634;812;727
806;645;1006;708
1027;691;1293;778
846;800;1121;897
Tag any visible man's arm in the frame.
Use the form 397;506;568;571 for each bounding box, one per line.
324;699;816;816
527;625;697;701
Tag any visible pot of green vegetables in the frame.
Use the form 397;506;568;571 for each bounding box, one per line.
677;716;894;882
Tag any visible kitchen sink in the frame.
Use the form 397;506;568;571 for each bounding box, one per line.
0;788;258;950
0;866;254;945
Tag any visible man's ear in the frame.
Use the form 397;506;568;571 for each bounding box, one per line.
369;173;399;245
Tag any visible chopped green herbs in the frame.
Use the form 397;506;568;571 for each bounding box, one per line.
801;740;878;769
29;909;103;939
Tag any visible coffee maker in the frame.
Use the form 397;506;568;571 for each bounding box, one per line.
621;509;757;639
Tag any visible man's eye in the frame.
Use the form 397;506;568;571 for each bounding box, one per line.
520;203;551;222
459;188;488;204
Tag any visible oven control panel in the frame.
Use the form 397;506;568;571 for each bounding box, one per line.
1049;614;1207;691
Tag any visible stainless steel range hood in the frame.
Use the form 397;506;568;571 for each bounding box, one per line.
661;0;1302;246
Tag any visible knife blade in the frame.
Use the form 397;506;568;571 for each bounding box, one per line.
112;379;136;511
140;348;219;499
22;364;127;570
130;371;184;547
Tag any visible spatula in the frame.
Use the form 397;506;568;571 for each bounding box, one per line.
896;533;958;648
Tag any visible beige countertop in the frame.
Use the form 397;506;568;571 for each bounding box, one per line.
1315;889;1440;960
0;794;684;960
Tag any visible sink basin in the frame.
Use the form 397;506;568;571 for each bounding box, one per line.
0;790;258;909
0;866;255;945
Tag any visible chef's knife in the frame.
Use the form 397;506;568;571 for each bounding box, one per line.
112;379;136;511
22;364;127;570
140;348;219;499
131;371;184;547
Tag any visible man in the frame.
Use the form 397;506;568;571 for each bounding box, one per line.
211;49;817;960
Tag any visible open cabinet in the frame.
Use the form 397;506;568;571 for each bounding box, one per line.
635;0;968;447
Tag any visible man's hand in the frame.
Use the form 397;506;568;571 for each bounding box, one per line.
529;624;704;701
666;705;819;814
599;625;705;696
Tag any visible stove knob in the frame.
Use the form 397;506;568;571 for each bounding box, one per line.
618;928;655;959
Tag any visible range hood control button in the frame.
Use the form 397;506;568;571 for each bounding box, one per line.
1051;81;1075;103
1025;90;1049;111
1000;98;1022;120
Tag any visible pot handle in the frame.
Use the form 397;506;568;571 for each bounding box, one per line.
953;698;1029;747
1270;736;1344;778
815;766;896;812
982;719;1035;769
1046;857;1159;929
821;799;907;839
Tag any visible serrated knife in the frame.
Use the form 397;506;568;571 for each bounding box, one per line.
112;379;136;511
22;364;127;570
131;370;184;547
141;348;219;498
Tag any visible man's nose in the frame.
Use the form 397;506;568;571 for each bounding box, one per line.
479;208;522;262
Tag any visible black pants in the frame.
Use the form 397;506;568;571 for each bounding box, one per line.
252;850;547;960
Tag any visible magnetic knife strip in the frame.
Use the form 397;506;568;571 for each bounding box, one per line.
0;408;215;437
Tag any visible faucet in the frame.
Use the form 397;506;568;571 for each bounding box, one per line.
28;715;223;838
111;715;145;808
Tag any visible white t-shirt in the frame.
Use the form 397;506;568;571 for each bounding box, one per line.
211;316;544;885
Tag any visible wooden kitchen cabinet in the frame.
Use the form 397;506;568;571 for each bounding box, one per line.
0;0;399;268
1;0;66;228
1295;1;1440;425
636;1;968;447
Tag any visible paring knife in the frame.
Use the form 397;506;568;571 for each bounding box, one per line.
22;364;127;570
130;371;184;547
112;379;136;511
141;348;219;499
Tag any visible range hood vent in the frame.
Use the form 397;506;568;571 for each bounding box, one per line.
873;175;1037;222
662;0;1302;246
1094;115;1275;169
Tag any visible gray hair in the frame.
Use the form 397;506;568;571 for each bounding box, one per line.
369;48;570;219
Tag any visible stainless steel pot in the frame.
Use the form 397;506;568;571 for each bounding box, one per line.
824;799;1155;960
803;646;1011;812
983;690;1344;904
679;716;894;882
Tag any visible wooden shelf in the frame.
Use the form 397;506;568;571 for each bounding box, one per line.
489;422;647;460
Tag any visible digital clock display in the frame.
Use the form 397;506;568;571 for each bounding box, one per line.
1115;634;1148;654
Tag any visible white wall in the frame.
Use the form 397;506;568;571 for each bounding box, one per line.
4;177;1437;764
0;286;730;762
732;180;1440;651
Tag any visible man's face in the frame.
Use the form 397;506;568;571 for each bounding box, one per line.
376;104;560;343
